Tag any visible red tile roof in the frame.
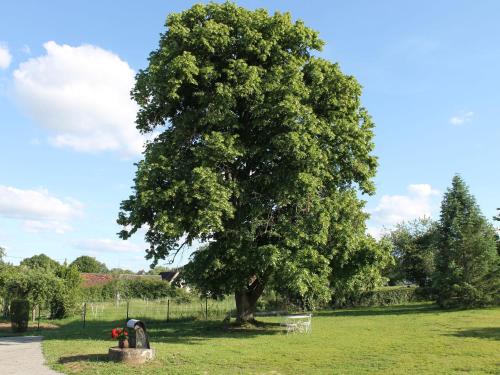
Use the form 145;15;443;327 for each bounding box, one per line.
80;273;113;287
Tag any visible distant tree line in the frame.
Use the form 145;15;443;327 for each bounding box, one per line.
81;278;192;302
0;256;80;319
0;252;182;320
65;255;173;275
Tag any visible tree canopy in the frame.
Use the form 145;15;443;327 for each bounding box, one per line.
0;261;81;319
383;218;437;287
20;254;61;273
434;175;499;307
70;256;108;274
118;2;382;322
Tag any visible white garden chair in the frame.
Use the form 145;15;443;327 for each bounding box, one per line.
281;313;312;334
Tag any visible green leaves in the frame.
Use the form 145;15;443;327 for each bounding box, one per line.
119;2;381;309
189;166;234;235
383;218;438;287
70;255;108;273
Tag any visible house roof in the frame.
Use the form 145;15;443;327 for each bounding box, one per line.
80;273;113;287
116;274;161;281
159;271;180;283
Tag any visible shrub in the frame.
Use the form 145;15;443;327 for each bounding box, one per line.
126;278;174;299
10;299;29;332
80;277;191;302
49;294;66;319
332;286;420;308
50;290;79;319
170;287;195;304
50;266;81;319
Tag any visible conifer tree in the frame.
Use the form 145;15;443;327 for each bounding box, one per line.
434;175;499;307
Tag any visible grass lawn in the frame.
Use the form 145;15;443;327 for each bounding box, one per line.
3;303;499;374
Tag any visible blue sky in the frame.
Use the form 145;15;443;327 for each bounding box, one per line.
0;1;498;271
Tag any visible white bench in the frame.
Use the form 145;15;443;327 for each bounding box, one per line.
281;314;312;334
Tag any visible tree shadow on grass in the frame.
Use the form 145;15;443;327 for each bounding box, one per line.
319;303;443;318
149;319;282;345
40;317;283;345
451;327;500;341
0;320;60;338
58;353;109;364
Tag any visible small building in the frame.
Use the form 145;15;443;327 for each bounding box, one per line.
159;270;180;283
160;269;190;291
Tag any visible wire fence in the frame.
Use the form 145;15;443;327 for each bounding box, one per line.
82;298;236;327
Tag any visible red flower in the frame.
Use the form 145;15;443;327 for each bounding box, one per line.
110;327;128;340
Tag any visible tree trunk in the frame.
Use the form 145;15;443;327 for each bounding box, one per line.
234;279;265;324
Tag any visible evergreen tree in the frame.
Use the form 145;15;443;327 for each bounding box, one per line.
434;175;499;307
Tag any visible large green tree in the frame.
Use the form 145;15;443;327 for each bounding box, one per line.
434;175;499;307
20;254;61;273
70;256;108;274
383;217;438;287
118;2;381;322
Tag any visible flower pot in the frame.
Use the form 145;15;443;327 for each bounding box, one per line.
119;338;129;349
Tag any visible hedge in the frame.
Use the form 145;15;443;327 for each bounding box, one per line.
10;299;29;332
332;286;421;308
81;278;193;302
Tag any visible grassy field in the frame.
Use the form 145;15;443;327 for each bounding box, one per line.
2;302;499;374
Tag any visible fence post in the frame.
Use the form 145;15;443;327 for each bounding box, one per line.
167;299;170;323
205;295;208;320
126;300;129;322
83;303;86;328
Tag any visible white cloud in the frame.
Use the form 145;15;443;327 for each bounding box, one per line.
13;41;144;156
0;44;12;69
23;220;72;234
368;184;440;238
0;185;83;234
449;111;474;125
76;238;143;254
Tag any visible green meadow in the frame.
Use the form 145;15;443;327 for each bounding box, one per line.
8;303;495;374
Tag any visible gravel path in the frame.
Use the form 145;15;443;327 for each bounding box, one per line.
0;336;59;374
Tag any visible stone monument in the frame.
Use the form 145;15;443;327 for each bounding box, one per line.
108;319;155;364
